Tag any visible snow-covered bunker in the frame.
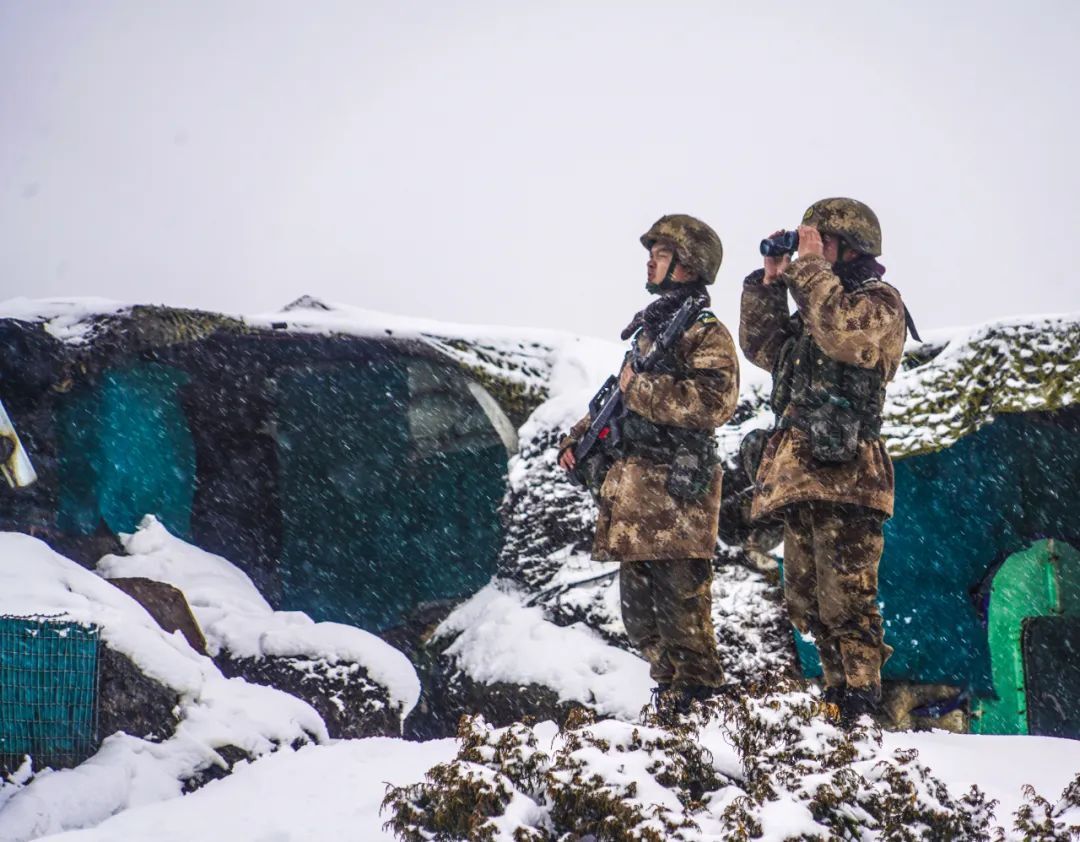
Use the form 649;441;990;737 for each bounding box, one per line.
2;299;1078;743
0;299;530;633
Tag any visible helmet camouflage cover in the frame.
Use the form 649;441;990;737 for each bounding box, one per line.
802;198;882;257
640;214;723;285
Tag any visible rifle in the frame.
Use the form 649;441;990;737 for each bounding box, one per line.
570;295;701;486
0;395;37;488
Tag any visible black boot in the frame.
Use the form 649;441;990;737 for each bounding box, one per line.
823;685;845;706
669;683;734;715
839;686;881;728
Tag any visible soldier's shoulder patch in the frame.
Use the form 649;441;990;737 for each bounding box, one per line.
696;310;719;325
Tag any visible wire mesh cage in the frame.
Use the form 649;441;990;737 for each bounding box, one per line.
0;615;101;773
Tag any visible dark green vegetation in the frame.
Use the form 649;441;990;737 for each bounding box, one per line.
384;688;1080;841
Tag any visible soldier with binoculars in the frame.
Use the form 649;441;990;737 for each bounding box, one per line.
739;198;913;725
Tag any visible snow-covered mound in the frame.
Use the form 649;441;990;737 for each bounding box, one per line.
0;533;327;842
884;314;1080;457
97;516;420;721
435;583;653;722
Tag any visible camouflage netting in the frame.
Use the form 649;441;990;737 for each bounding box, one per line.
714;314;1080;466
383;690;1080;841
423;336;551;428
882;316;1080;459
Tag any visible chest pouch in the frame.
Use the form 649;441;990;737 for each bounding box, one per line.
738;427;771;485
806;396;861;464
666;443;714;501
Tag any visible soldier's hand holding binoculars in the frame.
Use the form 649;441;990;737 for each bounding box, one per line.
763;230;791;285
795;224;823;258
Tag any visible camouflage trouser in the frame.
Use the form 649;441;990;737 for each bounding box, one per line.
620;558;725;689
783;502;893;693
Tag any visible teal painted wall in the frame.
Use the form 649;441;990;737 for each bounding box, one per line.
52;355;507;633
274;361;505;631
56;363;195;539
793;409;1080;697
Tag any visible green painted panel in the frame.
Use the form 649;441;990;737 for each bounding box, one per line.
971;541;1058;735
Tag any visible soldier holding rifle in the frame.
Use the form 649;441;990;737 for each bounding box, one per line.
559;214;739;706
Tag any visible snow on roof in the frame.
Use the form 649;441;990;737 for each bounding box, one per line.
0;296;620;426
0;531;327;842
96;516;420;718
2;297;1075;455
0;297;129;344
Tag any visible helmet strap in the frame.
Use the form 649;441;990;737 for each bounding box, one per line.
662;254;680;284
645;251;682;295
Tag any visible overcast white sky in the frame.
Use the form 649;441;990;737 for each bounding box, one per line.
1;1;1078;341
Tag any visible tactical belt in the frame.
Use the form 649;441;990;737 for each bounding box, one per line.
617;438;708;461
619;434;717;465
778;406;882;441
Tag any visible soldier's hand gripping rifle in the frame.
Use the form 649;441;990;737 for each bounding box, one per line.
569;295;701;489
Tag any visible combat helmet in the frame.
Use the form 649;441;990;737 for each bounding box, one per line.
640;214;723;285
802;198;882;257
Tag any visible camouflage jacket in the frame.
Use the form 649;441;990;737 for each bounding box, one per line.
740;254;906;519
559;313;740;561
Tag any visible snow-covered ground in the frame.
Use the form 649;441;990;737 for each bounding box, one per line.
29;720;1080;841
36;737;459;842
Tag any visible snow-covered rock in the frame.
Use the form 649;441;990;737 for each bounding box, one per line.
0;533;326;842
96;516;420;735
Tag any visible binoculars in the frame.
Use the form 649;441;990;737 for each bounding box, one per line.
760;230;799;258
